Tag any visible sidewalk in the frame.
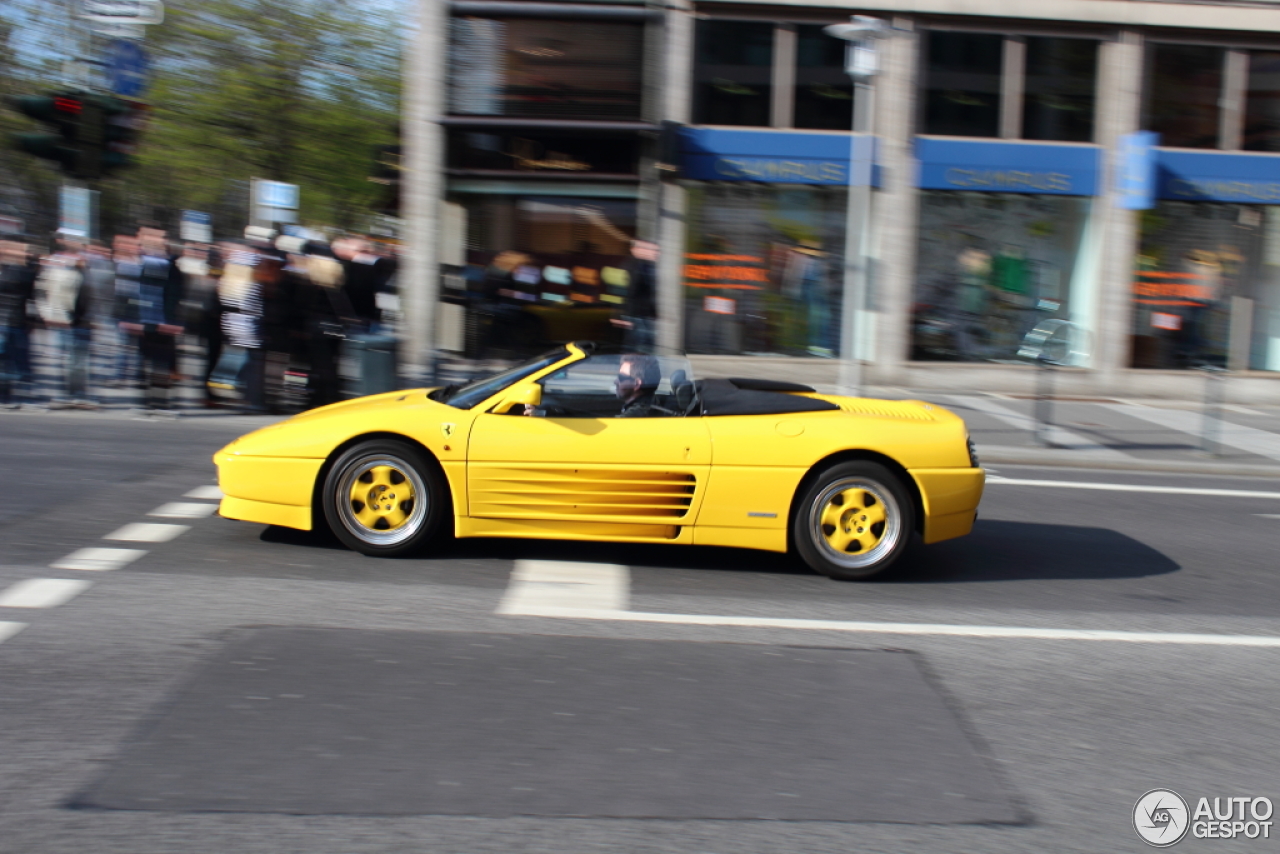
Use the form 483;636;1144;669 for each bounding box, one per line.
876;387;1280;477
9;338;1280;477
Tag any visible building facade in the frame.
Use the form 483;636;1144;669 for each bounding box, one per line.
404;0;1280;399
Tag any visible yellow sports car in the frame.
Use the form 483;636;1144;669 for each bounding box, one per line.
214;342;983;580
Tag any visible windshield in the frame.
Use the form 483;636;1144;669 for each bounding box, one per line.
433;348;569;410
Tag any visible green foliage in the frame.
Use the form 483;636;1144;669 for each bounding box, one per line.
2;0;402;239
132;0;403;235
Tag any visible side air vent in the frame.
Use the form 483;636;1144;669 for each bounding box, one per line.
837;400;937;421
471;468;698;520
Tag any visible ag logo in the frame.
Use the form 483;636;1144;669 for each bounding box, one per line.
1134;789;1190;847
441;422;455;439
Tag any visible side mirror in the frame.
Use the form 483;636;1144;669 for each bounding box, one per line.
502;383;542;414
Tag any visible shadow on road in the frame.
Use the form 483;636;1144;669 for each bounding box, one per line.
255;517;1179;588
886;519;1179;583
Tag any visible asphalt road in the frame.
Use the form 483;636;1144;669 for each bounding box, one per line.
2;410;1280;853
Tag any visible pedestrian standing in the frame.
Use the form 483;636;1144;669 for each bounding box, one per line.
296;240;348;409
611;239;659;353
0;237;37;407
82;241;116;396
134;225;185;412
197;243;227;406
219;244;266;413
111;234;144;390
35;236;93;406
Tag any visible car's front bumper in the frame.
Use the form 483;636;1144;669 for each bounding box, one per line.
214;452;324;531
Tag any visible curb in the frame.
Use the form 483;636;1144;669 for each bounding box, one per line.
978;446;1280;478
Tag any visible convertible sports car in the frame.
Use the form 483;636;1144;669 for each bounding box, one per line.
214;342;984;580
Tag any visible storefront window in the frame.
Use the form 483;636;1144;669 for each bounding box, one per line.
1023;37;1097;143
1147;44;1224;149
448;18;643;120
1132;201;1280;371
449;195;637;352
912;192;1091;362
446;130;641;175
794;24;854;131
923;32;1003;138
1244;52;1280;152
683;184;847;357
693;21;774;127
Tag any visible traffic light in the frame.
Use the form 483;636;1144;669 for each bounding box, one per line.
7;91;145;180
101;97;146;177
9;92;84;175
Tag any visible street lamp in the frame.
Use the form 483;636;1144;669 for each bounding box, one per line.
824;16;887;399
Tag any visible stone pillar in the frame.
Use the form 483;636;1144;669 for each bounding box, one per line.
1090;31;1144;390
658;1;693;353
868;17;920;385
401;0;446;381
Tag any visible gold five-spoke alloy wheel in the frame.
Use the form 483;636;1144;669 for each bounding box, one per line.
323;439;444;555
809;476;900;569
339;457;423;543
794;461;914;580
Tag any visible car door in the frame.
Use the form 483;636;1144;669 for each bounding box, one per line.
466;357;712;533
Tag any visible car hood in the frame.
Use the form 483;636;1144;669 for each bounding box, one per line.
283;388;435;422
216;389;456;460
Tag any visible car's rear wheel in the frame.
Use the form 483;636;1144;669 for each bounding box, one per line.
793;461;914;581
322;439;446;557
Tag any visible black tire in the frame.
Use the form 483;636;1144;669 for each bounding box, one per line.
792;461;915;581
321;439;447;557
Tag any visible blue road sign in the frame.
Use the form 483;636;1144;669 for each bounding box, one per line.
1116;131;1160;210
107;40;149;98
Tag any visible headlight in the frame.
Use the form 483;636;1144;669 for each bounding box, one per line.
967;436;980;468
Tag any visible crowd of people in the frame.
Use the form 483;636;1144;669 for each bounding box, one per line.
0;224;398;414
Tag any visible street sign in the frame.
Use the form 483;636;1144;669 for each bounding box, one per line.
79;0;164;25
59;186;97;240
1116;130;1160;211
256;180;299;209
106;40;148;98
180;210;212;243
90;21;146;39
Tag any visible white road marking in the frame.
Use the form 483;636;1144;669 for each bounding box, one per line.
945;395;1130;458
185;485;224;500
1256;514;1280;519
1107;402;1280;463
496;560;629;614
0;622;25;644
504;607;1280;647
0;578;92;609
148;502;219;519
105;522;190;543
986;476;1280;499
50;548;147;571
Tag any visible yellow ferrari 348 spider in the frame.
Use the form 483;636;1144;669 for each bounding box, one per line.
214;342;983;580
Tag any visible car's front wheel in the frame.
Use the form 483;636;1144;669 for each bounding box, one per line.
321;439;446;556
793;461;914;580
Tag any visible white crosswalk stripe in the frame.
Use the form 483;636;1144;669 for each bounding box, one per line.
0;579;92;609
1107;403;1280;463
0;622;25;644
50;548;147;571
105;523;190;543
184;485;224;500
148;502;219;519
497;560;629;615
